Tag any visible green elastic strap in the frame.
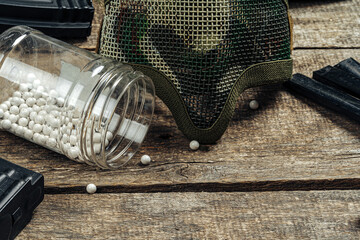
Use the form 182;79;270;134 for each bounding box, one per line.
129;59;293;144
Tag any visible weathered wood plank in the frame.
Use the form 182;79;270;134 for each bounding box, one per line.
290;0;360;48
18;191;360;240
292;49;360;77
1;49;360;190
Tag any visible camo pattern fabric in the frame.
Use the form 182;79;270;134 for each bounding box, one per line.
100;0;291;129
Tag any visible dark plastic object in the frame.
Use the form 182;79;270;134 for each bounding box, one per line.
285;73;360;122
313;65;360;98
0;157;44;240
0;0;94;38
335;58;360;80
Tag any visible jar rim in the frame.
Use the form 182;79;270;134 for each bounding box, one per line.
79;64;155;169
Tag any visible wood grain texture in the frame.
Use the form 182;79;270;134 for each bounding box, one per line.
1;49;360;191
1;1;360;239
17;191;360;240
290;0;360;48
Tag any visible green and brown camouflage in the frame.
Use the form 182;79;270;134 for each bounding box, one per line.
99;0;293;143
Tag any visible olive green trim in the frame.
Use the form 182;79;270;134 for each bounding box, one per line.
282;0;289;9
129;59;293;144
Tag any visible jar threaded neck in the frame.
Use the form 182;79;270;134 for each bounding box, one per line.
78;64;155;169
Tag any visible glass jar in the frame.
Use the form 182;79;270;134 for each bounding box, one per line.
0;26;155;169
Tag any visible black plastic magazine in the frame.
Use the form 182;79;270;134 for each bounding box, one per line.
0;0;94;38
285;58;360;123
0;157;44;240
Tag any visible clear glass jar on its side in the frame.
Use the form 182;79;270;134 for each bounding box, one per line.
0;26;155;169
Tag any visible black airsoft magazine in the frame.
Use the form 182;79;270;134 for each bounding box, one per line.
285;58;360;123
0;0;94;38
0;157;44;240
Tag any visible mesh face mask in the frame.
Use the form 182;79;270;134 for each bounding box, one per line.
99;0;293;144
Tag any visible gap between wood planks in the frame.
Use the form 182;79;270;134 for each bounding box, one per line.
294;47;360;50
45;178;360;194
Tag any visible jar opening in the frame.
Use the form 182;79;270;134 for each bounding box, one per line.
80;67;155;169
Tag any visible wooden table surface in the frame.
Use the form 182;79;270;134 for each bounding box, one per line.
2;0;360;239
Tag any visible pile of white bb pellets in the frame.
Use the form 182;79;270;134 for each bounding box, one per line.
0;73;113;161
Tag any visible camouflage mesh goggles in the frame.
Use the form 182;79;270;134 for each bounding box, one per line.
99;0;293;143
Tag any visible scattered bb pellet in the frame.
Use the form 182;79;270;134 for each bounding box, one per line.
86;183;97;194
249;100;259;110
140;155;151;165
189;140;200;151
